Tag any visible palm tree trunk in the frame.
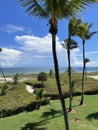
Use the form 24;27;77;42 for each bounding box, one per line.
0;67;7;84
52;34;69;130
80;40;85;105
67;38;72;111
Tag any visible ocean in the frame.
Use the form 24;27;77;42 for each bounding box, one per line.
0;67;98;76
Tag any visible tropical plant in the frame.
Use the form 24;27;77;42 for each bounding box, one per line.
62;18;79;111
65;67;75;73
0;48;7;84
84;58;90;80
37;72;47;87
0;84;8;96
12;73;20;85
49;69;54;77
18;0;97;129
34;88;46;109
0;48;2;52
76;22;97;105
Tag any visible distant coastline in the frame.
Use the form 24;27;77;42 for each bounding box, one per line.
0;67;98;76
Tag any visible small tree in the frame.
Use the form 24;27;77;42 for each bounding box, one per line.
34;88;46;109
37;72;47;87
49;69;54;77
12;73;20;85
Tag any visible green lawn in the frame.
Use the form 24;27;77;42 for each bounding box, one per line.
0;95;98;130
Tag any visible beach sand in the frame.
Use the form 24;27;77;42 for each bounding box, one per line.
87;75;98;80
0;77;13;83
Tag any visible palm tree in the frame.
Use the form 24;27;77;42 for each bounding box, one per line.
76;23;97;105
0;48;2;52
37;72;47;87
18;0;97;129
0;48;7;84
84;58;90;66
62;38;78;111
62;18;79;111
49;69;54;77
34;88;46;109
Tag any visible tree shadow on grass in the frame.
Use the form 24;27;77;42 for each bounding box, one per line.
41;109;62;118
20;121;47;130
20;109;62;130
86;112;98;121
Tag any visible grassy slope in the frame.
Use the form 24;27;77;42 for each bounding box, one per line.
0;83;35;111
0;95;98;130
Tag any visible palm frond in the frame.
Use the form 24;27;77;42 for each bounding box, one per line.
62;38;78;50
62;0;94;18
87;31;98;39
18;0;96;19
0;48;2;52
19;0;49;18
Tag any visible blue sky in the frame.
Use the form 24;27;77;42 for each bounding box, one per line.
0;1;98;68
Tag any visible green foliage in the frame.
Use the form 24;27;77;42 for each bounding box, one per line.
0;84;8;96
37;72;47;86
12;73;20;85
0;72;98;118
49;69;54;77
18;0;96;19
34;88;46;109
0;48;2;52
0;82;35;117
1;95;98;130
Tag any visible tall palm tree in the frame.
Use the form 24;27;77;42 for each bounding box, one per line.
0;48;7;83
76;23;97;105
62;38;78;111
62;18;80;111
18;0;97;129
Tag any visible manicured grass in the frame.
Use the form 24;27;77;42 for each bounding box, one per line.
0;95;98;130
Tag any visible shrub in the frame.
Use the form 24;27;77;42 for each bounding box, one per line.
0;84;8;96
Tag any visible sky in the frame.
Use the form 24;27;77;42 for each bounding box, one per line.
0;1;98;68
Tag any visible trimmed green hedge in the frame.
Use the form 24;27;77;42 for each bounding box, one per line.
0;100;49;118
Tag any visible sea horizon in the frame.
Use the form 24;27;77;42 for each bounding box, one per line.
0;67;98;76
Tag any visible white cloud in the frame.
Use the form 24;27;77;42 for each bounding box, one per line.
3;24;25;33
15;34;62;53
0;48;22;67
1;34;98;67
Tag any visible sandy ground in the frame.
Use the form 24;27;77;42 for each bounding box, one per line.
87;75;98;80
0;77;36;83
0;77;35;93
26;85;34;93
1;76;98;82
0;77;13;83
